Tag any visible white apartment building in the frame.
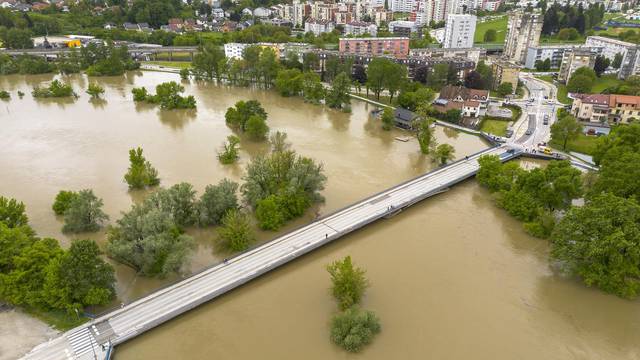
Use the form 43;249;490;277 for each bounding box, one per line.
391;0;416;12
504;10;543;64
585;35;635;61
443;14;476;49
304;19;336;35
224;43;250;59
524;44;603;69
344;21;378;36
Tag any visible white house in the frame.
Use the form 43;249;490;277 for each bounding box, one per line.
304;19;335;35
344;21;378;37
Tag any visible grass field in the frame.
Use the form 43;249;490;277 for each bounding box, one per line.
592;74;623;93
27;307;88;331
154;51;193;61
540;35;585;44
143;61;192;69
480;118;509;136
474;16;508;44
549;133;599;155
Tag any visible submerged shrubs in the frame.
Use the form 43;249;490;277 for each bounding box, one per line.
32;80;76;98
326;256;380;352
124;147;160;189
131;81;196;110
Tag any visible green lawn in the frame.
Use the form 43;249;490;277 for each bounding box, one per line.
540;35;585;44
549;133;599;155
474;16;508;44
592;74;623;93
26;307;89;331
154;51;194;61
143;61;192;69
480;118;509;136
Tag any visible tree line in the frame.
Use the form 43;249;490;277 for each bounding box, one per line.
478;123;640;299
541;3;605;36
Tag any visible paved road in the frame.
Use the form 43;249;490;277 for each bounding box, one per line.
509;74;560;148
22;145;518;360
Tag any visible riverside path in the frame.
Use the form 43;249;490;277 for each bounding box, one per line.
22;145;520;360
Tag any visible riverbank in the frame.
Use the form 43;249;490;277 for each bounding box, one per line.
0;307;58;360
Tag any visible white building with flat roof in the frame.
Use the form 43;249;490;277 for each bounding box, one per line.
443;14;476;49
585;35;636;61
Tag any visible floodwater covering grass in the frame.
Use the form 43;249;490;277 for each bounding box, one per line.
474;16;508;44
143;61;192;69
549;133;600;155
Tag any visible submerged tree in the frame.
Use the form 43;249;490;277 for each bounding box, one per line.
217;209;255;252
326;256;369;310
330;307;381;353
124;147;160;189
61;190;109;233
197;179;239;227
434;143;455;165
218;135;241;164
413;118;436;154
86;83;105;99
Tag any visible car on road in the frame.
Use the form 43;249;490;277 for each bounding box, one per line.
525;129;533;135
543;114;549;125
539;146;553;155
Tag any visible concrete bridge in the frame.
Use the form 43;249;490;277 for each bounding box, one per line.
22;145;521;360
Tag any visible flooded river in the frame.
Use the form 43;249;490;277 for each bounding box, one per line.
1;72;638;359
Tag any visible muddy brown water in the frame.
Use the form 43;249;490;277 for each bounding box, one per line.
1;72;638;360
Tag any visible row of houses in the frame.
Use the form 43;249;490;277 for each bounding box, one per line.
571;93;640;124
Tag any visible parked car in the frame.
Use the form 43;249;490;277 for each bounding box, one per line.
587;128;596;135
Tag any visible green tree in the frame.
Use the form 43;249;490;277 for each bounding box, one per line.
106;205;195;277
4;28;33;49
255;195;286;230
365;58;388;99
326;256;369;310
225;100;268;133
269;131;291;153
145;183;198;228
330;307;381;353
32;80;75;98
153;81;196;110
246;114;270;141
380;107;395;131
86;83;105;99
551;193;640;299
44;239;116;310
557;27;579;40
427;63;450;90
326;72;352;111
217;209;255;252
591;151;640;201
594;55;610;76
197;179;239;226
412;117;436;154
124;147;160;189
218;135;241;164
52;191;78;216
301;71;325;104
0;196;28;228
496;82;514;97
192;43;226;81
550;114;582;150
274;68;303;97
257;47;281;87
483;28;497;42
384;62;407;102
62;189;109;233
434;143;455;165
613;53;623;69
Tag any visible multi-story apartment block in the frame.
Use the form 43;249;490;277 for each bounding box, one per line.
585;35;635;61
443;14;476;49
391;0;416;12
571;93;640;124
334;11;353;25
388;20;419;36
339;37;410;58
503;10;543;64
410;47;486;64
311;2;336;22
305;18;336;35
491;60;519;93
619;46;640;80
558;48;597;83
344;21;378;36
524;45;603;69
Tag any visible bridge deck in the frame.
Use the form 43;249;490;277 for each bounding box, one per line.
22;145;518;360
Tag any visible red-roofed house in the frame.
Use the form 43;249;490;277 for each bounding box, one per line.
571;93;640;124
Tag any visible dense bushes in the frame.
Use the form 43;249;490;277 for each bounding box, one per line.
0;196;115;321
132;81;196;110
32;80;76;98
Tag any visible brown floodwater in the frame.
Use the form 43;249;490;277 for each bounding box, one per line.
1;72;638;360
0;71;485;303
